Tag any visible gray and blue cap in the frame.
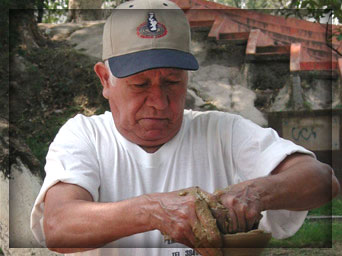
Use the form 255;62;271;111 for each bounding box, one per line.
102;0;199;78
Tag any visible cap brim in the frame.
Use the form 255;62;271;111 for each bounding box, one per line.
108;49;199;78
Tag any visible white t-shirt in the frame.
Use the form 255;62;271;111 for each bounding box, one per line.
31;110;314;256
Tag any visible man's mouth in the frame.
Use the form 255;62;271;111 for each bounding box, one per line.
139;118;169;127
143;117;168;120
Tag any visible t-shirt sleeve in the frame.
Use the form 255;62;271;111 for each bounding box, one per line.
231;116;315;239
30;114;101;246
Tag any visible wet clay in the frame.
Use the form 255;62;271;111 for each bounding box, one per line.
178;187;271;256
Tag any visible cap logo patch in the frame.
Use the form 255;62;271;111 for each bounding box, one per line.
137;13;167;38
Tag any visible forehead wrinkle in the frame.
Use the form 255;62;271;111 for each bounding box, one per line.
126;69;167;83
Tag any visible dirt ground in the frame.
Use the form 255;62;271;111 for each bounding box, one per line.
262;241;342;256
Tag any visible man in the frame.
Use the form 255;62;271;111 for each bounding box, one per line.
30;0;340;255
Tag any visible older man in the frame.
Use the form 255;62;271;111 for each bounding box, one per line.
31;0;340;255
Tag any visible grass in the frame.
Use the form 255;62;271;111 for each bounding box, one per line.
308;196;342;216
265;217;342;248
268;220;334;248
262;221;342;256
333;221;342;241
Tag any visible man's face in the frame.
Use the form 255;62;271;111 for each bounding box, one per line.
103;67;188;150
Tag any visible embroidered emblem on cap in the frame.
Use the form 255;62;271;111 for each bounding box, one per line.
137;13;167;38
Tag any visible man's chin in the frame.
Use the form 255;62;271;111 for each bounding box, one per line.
137;129;178;146
136;133;168;153
139;130;169;143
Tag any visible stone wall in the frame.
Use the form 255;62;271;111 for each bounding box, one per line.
38;20;342;118
188;29;268;126
268;110;342;187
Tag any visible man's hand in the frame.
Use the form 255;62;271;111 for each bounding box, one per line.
143;187;223;256
212;153;341;235
213;182;263;234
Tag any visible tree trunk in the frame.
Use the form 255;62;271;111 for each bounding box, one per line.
67;0;103;22
36;0;44;23
10;9;46;49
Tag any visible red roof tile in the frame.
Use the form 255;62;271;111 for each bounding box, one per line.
171;0;342;76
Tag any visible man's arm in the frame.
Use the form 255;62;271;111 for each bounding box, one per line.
43;182;220;255
261;153;339;211
43;182;153;253
215;153;340;233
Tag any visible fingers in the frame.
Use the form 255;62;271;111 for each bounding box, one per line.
246;209;262;231
229;206;263;233
215;184;264;234
236;201;248;232
226;206;263;234
210;207;229;234
246;212;255;231
181;187;223;253
158;185;263;253
227;207;237;233
167;187;222;250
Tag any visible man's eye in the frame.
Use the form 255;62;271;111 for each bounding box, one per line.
165;80;180;85
133;83;148;88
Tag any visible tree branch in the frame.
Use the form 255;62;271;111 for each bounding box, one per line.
325;12;342;57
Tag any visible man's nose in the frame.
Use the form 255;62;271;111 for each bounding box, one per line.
146;86;169;110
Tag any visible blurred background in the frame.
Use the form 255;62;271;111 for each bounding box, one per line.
1;0;341;255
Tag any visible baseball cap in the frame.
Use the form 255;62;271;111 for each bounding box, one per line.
102;0;199;78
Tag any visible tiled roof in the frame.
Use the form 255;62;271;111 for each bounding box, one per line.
171;0;342;78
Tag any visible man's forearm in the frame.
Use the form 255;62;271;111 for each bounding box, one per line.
253;155;339;211
44;183;221;254
215;154;340;233
44;192;153;252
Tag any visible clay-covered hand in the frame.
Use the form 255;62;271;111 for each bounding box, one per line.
213;182;264;234
191;189;230;235
144;187;223;256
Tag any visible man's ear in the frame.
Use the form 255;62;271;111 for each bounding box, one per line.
94;62;111;99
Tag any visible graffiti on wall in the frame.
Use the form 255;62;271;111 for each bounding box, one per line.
282;115;340;151
291;127;317;141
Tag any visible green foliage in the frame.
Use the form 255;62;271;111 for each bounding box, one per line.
41;0;69;23
208;0;293;9
209;0;341;24
289;0;341;24
10;43;108;178
281;0;342;51
45;0;69;9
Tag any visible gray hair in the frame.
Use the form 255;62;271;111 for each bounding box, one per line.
104;60;117;86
